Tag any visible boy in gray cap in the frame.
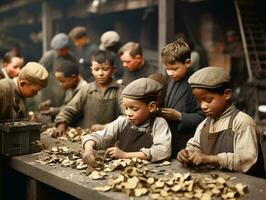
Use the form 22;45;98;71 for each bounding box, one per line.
68;26;97;82
82;77;172;165
0;62;48;120
177;66;265;178
39;33;77;108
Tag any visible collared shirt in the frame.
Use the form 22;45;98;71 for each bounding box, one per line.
82;115;172;162
186;104;259;173
64;79;87;104
55;79;124;127
1;68;11;79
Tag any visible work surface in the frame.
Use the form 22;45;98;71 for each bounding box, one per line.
9;133;266;200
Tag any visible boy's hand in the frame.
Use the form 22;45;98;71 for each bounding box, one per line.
176;149;190;167
105;147;126;159
188;151;207;166
82;146;96;166
160;108;182;121
52;123;67;138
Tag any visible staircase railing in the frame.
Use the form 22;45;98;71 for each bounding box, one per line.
234;0;253;82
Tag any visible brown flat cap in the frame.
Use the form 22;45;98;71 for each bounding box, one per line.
19;62;49;87
188;66;230;89
122;78;163;99
68;26;87;40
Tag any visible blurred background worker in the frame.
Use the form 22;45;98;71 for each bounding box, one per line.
69;26;97;82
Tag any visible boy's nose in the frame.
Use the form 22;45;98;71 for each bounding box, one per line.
201;102;208;110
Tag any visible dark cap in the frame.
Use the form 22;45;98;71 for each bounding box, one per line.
122;78;163;99
68;26;87;40
50;33;69;50
188;66;230;89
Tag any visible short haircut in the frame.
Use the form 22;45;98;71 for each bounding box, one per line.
139;95;157;105
91;50;115;67
3;51;23;64
119;42;143;57
161;39;191;65
56;61;79;77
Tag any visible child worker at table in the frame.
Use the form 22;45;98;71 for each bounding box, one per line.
177;66;265;178
82;78;172;165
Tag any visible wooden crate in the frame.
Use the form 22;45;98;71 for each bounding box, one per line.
0;122;41;156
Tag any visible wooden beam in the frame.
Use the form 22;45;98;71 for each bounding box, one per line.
158;0;175;74
41;0;54;53
0;0;40;13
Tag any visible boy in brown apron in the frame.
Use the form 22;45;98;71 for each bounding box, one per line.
82;78;172;165
53;50;124;137
177;67;265;178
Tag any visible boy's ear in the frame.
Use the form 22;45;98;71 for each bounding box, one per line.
19;79;30;87
135;55;143;61
148;101;157;113
185;59;192;68
224;89;232;100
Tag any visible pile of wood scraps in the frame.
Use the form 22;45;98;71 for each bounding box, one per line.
43;127;90;143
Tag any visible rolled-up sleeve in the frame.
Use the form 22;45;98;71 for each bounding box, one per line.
217;124;258;172
140;117;172;162
82;116;127;150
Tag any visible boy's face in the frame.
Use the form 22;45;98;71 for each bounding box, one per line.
122;97;156;126
55;72;78;90
4;57;24;78
19;80;42;98
192;88;232;119
91;61;115;86
120;51;142;71
163;59;191;81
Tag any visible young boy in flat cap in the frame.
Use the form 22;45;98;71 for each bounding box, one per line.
39;60;87;118
39;33;77;108
177;67;265;178
53;50;123;137
82;78;172;165
159;40;205;158
0;62;48;120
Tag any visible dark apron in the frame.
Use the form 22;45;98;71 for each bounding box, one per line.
118;119;154;152
201;109;265;178
80;96;120;128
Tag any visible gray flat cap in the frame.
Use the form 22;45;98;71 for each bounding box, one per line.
68;26;87;40
122;78;163;99
99;31;120;50
188;66;230;89
50;33;69;50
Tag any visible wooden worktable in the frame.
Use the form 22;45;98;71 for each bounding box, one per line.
9;133;266;200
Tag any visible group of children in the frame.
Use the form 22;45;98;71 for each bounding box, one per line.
0;39;265;179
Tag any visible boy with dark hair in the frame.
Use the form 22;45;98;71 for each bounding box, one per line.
39;60;87;117
159;40;204;158
177;66;265;178
0;51;24;79
53;50;123;137
82;78;171;165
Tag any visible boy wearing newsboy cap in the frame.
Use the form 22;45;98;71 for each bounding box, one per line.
82;78;172;165
177;66;265;178
0;62;48;120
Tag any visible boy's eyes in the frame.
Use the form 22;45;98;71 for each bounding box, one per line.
124;106;139;111
92;67;111;71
